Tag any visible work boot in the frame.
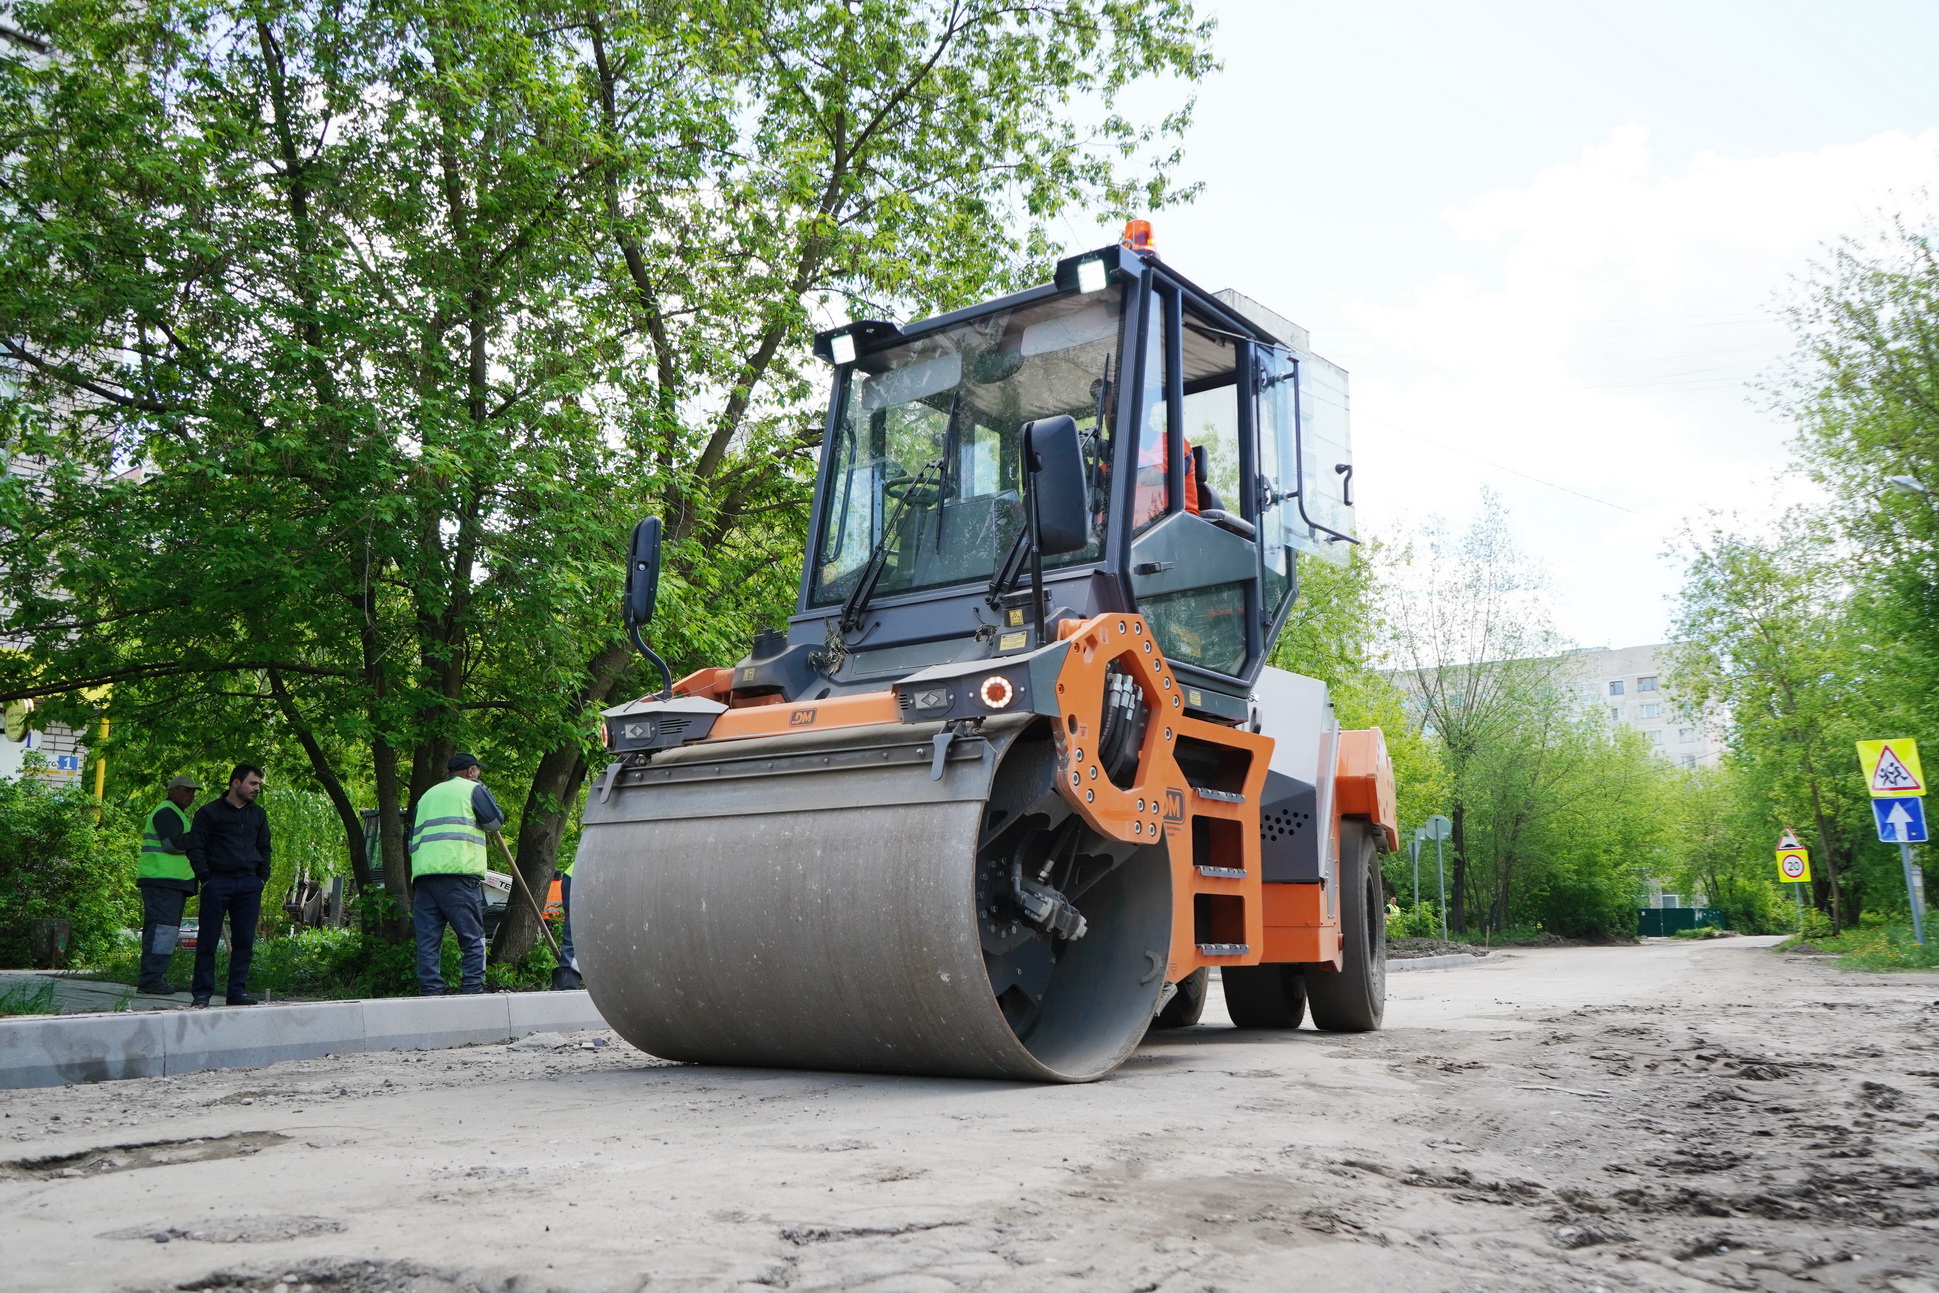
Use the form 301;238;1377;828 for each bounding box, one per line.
226;992;260;1006
191;996;211;1008
139;982;185;996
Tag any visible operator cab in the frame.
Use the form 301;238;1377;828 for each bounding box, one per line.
739;223;1356;725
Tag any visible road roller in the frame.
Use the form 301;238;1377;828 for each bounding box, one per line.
576;227;1400;1082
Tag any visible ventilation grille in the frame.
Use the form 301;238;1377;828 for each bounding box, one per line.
1263;807;1310;844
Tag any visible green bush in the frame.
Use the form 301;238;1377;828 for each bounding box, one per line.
87;886;560;998
1386;901;1443;940
0;765;138;967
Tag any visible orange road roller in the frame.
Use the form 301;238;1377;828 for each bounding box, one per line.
576;228;1398;1082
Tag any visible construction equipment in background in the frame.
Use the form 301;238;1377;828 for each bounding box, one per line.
576;224;1398;1082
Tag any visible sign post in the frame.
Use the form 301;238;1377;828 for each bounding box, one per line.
1858;738;1927;947
1775;828;1811;930
1408;829;1423;908
1424;814;1453;940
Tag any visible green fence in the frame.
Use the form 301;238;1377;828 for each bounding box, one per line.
1637;907;1726;937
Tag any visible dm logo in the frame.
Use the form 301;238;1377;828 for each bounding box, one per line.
1162;787;1186;833
789;708;817;727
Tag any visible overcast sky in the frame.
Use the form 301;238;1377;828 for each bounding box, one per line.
1070;0;1939;649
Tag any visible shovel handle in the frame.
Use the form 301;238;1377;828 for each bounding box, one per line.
493;832;562;962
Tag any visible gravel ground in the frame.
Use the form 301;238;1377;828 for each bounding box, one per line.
3;937;1936;1292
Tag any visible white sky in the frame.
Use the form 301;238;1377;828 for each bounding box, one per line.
1067;0;1939;648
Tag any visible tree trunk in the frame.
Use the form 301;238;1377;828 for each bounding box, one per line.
1448;802;1469;934
266;669;370;890
488;744;589;966
489;640;637;965
371;736;415;941
1802;762;1846;933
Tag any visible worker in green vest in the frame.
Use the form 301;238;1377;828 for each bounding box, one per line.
137;774;201;995
408;751;504;995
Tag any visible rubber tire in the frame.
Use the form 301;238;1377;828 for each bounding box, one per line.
1305;819;1386;1032
1152;967;1209;1029
1221;965;1307;1028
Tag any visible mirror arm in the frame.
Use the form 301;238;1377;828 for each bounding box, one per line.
1025;447;1048;645
628;622;674;701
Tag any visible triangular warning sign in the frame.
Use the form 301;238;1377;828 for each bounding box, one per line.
1871;744;1925;794
1777;828;1802;850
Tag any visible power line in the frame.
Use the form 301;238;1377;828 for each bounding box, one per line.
1359;416;1641;516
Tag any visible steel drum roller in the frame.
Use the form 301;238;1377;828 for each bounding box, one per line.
576;715;1171;1082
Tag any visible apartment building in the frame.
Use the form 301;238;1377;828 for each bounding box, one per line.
1559;642;1726;769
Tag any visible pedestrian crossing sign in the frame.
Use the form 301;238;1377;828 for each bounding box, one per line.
1858;739;1925;798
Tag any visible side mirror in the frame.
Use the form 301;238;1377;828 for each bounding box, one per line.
624;516;662;627
1021;415;1088;556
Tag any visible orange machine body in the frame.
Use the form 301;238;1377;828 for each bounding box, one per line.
648;613;1399;985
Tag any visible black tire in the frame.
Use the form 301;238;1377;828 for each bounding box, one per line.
1305;819;1385;1032
1221;964;1307;1028
1151;967;1209;1029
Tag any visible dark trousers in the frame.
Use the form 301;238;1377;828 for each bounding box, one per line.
191;872;263;1001
137;881;190;992
559;872;576;970
413;874;486;995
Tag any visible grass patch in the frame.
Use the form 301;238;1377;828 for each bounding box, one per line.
0;978;58;1016
1778;923;1939;970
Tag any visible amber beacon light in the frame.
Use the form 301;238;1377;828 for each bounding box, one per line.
1120;218;1155;252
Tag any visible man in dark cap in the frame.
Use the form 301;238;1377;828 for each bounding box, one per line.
135;774;201;995
407;752;504;995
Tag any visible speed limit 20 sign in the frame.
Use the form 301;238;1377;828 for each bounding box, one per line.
1776;847;1812;884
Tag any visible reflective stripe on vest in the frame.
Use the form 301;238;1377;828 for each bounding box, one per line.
410;778;487;877
138;802;196;882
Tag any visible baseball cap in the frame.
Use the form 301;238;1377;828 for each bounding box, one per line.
447;752;482;773
166;774;202;791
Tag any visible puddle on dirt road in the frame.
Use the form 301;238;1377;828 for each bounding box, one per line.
101;1215;345;1244
158;1258;488;1293
1;1130;288;1180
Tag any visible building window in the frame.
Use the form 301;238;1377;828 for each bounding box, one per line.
1680;755;1698;768
1638;676;1659;692
1645;729;1663;743
1609;706;1624;723
1608;680;1625;696
1639;703;1660;719
1679;727;1696;743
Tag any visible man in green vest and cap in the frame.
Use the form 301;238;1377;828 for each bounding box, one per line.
409;751;504;995
137;775;201;995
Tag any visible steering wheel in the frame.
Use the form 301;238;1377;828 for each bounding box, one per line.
883;473;942;506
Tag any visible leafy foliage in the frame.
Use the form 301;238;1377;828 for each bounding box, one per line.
0;764;138;966
0;0;1214;964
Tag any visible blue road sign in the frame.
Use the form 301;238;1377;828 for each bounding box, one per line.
1875;796;1928;844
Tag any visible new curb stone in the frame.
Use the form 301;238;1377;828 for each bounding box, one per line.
0;990;607;1089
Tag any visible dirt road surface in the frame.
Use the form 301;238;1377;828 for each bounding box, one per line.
4;937;1935;1293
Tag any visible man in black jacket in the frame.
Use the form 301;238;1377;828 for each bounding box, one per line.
185;763;271;1007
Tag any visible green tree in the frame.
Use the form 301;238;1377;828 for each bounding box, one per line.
1269;542;1444;840
1386;493;1577;932
1669;518;1877;929
0;0;1215;962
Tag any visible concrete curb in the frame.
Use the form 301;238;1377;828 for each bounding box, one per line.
1388;952;1500;972
0;990;607;1089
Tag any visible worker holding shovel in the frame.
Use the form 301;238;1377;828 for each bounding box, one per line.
407;752;504;995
